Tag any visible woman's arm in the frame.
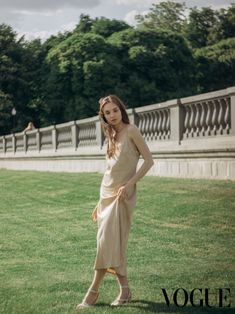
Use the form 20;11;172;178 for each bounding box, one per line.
127;124;154;186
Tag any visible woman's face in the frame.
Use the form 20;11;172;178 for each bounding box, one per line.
102;102;122;126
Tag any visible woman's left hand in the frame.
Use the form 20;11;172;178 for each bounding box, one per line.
117;182;134;200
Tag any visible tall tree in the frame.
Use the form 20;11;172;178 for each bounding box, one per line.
91;17;131;37
75;14;94;34
44;32;122;121
108;28;197;106
0;91;14;134
185;7;218;48
0;24;28;133
215;5;235;41
136;1;186;33
195;38;235;92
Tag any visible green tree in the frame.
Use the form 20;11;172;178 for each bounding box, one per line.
44;32;122;121
136;1;186;33
75;14;93;34
184;5;235;48
0;91;14;134
108;28;197;106
91;17;130;37
20;39;49;128
185;7;218;48
214;5;235;41
195;38;235;92
0;24;29;133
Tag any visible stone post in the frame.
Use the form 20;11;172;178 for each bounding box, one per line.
228;87;235;135
52;126;57;151
96;121;103;149
71;121;78;150
36;129;41;152
128;108;138;126
23;132;27;152
3;136;6;153
12;134;16;153
169;99;184;144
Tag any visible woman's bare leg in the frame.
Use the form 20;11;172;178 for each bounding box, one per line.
81;269;106;305
114;273;131;300
89;269;107;291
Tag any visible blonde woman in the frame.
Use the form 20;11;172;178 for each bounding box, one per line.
76;95;154;310
24;122;35;132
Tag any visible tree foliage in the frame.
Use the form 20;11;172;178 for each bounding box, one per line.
136;1;186;33
0;3;235;135
194;38;235;92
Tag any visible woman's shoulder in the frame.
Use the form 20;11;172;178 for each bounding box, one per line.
127;123;141;138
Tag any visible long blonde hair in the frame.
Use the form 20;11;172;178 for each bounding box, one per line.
99;95;130;158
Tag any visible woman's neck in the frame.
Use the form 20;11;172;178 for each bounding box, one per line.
113;122;126;133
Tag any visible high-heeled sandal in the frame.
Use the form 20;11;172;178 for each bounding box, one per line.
111;285;132;306
76;288;99;311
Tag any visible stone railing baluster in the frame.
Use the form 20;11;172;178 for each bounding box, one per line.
212;100;219;136
143;113;148;140
189;105;194;138
217;99;224;135
166;109;170;139
224;98;230;135
153;112;158;140
162;110;167;139
183;105;190;138
145;113;150;141
200;102;206;136
194;103;200;137
137;114;143;135
158;110;163;139
149;111;155;141
157;111;162;140
205;101;213;136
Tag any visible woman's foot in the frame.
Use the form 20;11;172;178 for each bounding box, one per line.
111;285;132;306
76;288;99;311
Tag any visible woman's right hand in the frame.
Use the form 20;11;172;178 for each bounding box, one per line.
92;206;98;222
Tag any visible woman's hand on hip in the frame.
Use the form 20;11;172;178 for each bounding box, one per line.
92;206;98;222
117;182;134;200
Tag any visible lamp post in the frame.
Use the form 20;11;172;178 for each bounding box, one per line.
11;107;17;132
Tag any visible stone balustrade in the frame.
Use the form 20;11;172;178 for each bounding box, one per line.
0;86;235;179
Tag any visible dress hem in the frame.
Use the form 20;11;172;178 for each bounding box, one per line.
94;266;126;276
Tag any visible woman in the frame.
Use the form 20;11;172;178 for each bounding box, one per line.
24;121;35;132
76;95;154;310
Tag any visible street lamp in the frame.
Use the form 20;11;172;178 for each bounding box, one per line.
11;107;17;132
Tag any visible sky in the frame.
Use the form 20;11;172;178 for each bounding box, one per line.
0;0;233;41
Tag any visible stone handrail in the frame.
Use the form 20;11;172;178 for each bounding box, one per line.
0;86;235;157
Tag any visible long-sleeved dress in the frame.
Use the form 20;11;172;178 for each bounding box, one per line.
94;125;140;276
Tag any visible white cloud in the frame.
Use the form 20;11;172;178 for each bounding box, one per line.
17;21;77;41
117;0;233;10
17;29;55;41
116;0;155;9
115;0;231;14
12;9;63;17
124;10;139;25
124;9;149;25
184;0;233;8
0;0;101;11
61;21;78;33
1;0;233;41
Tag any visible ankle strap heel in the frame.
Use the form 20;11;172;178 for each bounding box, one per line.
76;289;99;311
111;286;132;306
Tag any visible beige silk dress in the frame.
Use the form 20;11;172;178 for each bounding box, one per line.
94;125;140;276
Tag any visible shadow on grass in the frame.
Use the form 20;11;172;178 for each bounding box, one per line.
90;300;234;313
129;300;234;313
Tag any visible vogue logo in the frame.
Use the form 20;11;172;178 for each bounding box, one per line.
162;288;231;308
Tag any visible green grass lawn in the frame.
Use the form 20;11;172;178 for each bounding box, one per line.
0;169;234;314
